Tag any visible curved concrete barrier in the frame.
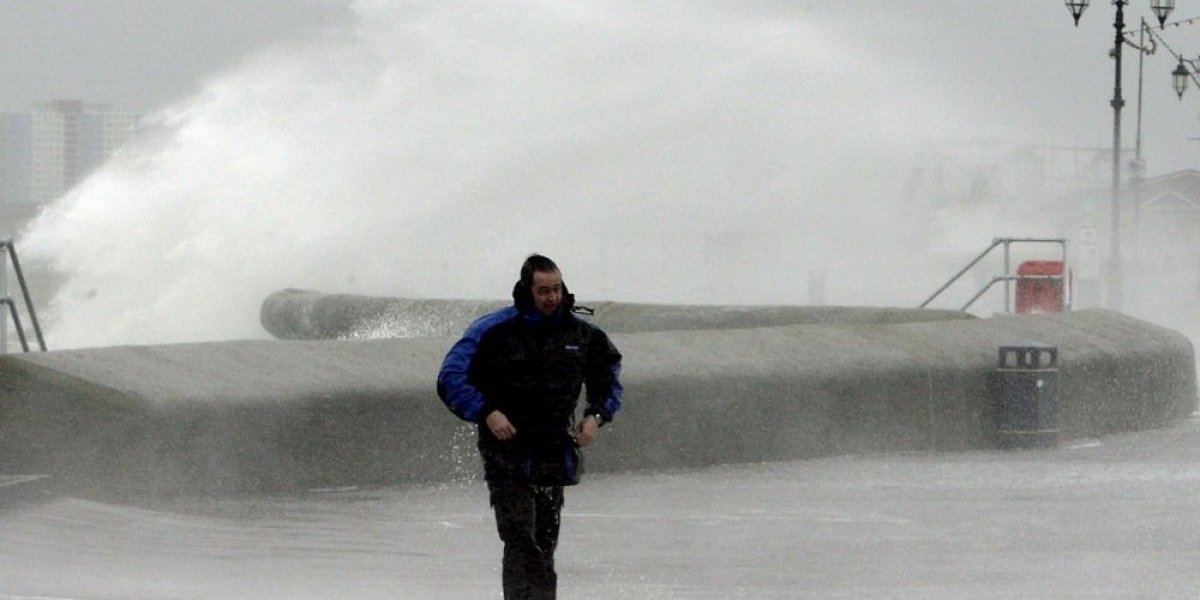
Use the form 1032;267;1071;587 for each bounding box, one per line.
259;288;974;339
0;308;1193;496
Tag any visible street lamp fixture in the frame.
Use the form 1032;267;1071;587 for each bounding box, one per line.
1066;0;1089;26
1066;1;1177;28
1173;60;1190;98
1151;0;1176;27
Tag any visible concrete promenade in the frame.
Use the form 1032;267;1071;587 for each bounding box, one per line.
1;417;1198;599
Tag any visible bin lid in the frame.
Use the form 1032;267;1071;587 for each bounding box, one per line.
999;342;1055;351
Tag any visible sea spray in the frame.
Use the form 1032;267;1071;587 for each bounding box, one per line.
19;1;1050;348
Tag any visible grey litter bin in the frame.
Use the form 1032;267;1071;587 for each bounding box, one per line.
994;344;1059;449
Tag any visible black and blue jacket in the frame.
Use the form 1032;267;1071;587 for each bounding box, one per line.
437;285;623;485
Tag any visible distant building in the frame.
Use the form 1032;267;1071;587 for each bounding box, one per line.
0;100;142;206
1132;169;1200;267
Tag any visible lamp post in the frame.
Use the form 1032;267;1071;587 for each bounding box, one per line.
1066;0;1176;311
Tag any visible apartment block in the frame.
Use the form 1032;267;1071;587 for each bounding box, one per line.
0;100;142;206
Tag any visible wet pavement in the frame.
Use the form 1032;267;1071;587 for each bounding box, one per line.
1;416;1198;599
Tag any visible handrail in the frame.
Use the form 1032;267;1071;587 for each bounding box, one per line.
0;240;46;352
959;274;1067;312
921;237;1069;314
0;297;29;353
919;239;1004;308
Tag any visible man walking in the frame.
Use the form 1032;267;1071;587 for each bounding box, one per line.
437;254;623;600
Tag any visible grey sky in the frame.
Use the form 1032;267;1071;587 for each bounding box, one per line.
1;1;1194;171
0;0;356;111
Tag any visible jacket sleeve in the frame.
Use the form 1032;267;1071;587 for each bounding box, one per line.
436;308;514;424
583;326;623;424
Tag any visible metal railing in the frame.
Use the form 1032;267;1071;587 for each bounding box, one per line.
0;240;46;352
919;237;1070;313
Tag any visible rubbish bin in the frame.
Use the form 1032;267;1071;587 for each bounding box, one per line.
994;344;1059;449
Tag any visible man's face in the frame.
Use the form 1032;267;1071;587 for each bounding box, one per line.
530;269;563;316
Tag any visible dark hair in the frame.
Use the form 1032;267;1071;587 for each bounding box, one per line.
519;253;559;286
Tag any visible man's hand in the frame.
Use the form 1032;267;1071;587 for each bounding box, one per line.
485;410;516;441
575;415;601;448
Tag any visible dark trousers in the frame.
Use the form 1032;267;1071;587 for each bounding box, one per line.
488;479;564;600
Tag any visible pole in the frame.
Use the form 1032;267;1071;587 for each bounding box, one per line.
1133;18;1146;280
0;245;7;354
1003;240;1012;314
1108;1;1126;311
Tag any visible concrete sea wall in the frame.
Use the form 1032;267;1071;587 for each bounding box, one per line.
0;307;1193;497
259;288;974;339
